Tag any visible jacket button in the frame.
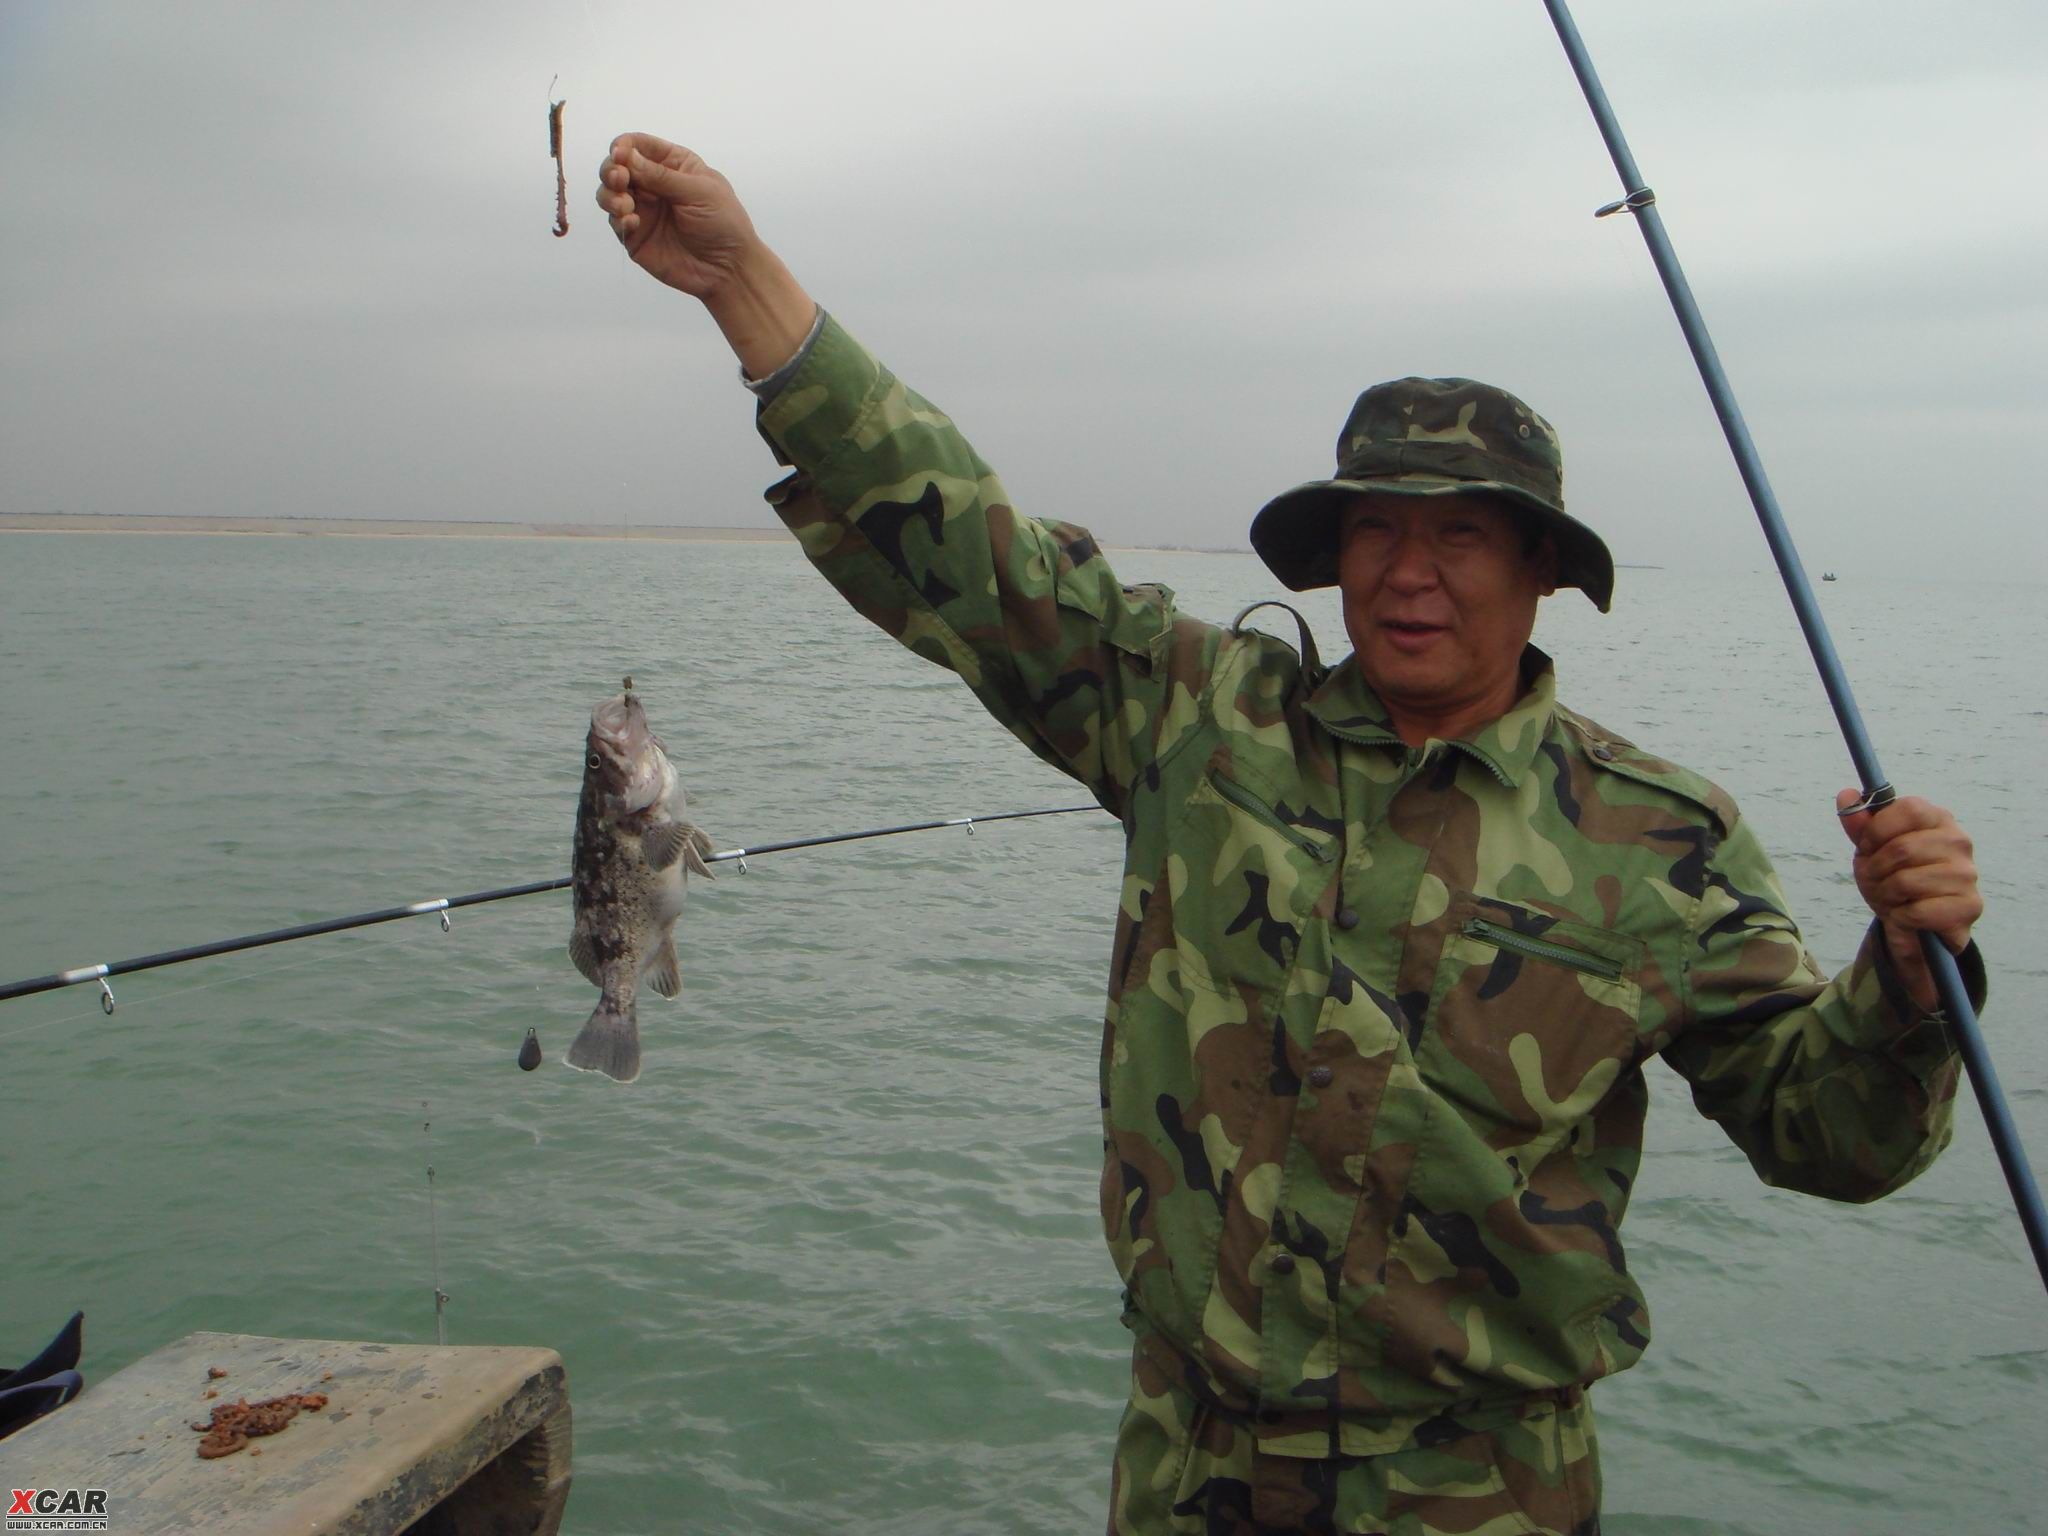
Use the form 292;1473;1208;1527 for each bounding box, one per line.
1270;1252;1296;1276
1335;908;1359;930
1308;1065;1334;1088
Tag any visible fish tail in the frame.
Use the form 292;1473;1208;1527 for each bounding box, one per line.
565;996;641;1084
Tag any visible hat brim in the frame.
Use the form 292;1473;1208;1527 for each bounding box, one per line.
1248;476;1615;613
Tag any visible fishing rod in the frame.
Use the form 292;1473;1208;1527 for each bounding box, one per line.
1544;0;2047;1294
0;804;1099;1009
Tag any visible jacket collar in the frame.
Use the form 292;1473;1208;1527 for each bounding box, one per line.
1305;646;1558;789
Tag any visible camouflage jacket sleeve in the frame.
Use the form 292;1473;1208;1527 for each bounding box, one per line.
1662;806;1984;1203
754;314;1215;815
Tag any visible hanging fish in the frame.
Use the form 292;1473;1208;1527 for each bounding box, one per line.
566;682;714;1082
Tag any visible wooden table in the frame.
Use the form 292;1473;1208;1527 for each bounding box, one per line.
0;1331;571;1534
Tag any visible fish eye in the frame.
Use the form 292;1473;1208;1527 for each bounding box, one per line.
586;752;602;769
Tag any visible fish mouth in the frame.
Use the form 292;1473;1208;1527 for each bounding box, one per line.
586;692;665;816
590;694;646;743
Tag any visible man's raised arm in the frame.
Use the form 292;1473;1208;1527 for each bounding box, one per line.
597;133;816;381
593;134;1218;816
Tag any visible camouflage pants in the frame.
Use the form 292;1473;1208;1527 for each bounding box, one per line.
1107;1350;1601;1536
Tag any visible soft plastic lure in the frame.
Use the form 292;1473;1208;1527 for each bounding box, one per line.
549;96;568;237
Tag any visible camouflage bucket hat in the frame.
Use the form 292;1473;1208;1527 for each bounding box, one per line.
1249;376;1615;611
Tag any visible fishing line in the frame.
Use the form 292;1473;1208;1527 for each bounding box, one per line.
422;1101;450;1345
1543;0;2047;1296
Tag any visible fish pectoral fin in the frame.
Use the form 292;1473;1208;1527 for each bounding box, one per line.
641;821;694;872
646;937;683;999
684;825;717;879
568;928;603;985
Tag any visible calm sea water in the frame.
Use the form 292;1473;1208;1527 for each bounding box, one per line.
1;531;2043;1534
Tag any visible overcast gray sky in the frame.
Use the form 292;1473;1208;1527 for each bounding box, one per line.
4;1;2043;577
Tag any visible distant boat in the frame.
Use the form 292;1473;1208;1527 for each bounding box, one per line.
1821;571;1837;582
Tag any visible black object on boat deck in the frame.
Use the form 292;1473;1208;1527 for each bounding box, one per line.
0;1311;85;1441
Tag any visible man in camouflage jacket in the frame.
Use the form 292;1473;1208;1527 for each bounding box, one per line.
597;136;1986;1536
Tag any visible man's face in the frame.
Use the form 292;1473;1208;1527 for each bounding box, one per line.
1336;492;1556;742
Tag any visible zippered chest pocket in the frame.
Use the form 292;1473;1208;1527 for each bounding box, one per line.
1165;765;1340;1000
1461;918;1626;982
1420;896;1644;1141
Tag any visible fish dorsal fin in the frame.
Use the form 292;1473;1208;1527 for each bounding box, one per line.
645;936;683;999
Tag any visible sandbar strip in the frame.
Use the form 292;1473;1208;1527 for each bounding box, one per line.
0;514;795;542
